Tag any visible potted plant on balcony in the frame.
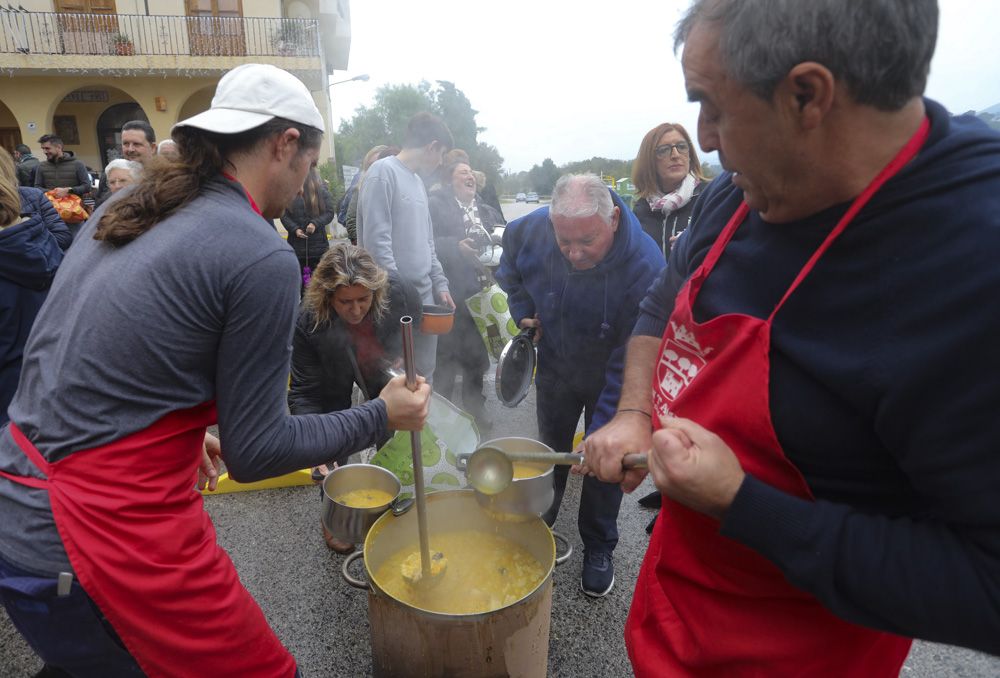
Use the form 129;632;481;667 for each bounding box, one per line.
272;23;306;56
111;33;134;56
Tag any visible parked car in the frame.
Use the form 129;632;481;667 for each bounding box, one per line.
526;192;539;203
515;192;527;202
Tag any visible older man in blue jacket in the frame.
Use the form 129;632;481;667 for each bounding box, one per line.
496;173;664;596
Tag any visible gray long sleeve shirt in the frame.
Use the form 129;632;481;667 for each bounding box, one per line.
0;176;387;575
358;156;449;303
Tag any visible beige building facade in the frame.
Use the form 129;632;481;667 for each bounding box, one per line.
0;0;351;172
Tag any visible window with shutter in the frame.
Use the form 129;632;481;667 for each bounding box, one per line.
54;0;120;55
186;0;246;56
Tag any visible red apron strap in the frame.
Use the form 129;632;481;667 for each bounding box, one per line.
769;116;931;320
221;172;263;216
1;424;52;489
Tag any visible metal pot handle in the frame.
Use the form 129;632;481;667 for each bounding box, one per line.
341;550;370;589
553;530;573;566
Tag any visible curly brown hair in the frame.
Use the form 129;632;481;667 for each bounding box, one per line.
303;243;390;331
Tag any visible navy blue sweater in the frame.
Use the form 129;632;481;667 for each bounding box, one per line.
635;99;1000;654
0;200;67;426
497;190;664;433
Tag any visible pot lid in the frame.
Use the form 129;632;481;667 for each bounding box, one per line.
495;327;536;407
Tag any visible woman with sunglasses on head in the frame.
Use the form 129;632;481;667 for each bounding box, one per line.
631;122;709;259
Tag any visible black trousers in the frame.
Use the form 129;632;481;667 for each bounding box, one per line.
535;369;622;554
435;302;489;419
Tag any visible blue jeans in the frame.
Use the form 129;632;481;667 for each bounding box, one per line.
0;553;303;677
535;371;622;553
0;553;145;677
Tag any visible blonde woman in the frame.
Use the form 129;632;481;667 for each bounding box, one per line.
289;243;421;550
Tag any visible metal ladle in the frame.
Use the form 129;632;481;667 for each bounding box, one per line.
467;445;648;496
398;316;446;587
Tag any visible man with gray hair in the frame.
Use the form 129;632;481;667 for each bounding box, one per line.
585;0;1000;674
496;174;663;597
157;138;180;161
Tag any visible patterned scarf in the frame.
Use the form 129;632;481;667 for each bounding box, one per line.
647;173;699;216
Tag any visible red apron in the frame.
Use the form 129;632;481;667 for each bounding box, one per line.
627;119;930;677
1;403;297;678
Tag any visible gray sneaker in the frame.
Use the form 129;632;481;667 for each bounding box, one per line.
581;549;615;597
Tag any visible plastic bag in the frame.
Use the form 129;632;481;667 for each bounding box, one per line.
370;393;480;499
44;190;89;224
465;284;520;361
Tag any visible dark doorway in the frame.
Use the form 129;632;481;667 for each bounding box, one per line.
96;102;148;169
0;128;22;156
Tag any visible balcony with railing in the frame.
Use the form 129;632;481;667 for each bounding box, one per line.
0;12;320;61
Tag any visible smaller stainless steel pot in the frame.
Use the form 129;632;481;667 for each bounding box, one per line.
457;437;554;520
322;464;401;545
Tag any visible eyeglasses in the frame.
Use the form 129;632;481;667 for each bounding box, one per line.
655;142;690;158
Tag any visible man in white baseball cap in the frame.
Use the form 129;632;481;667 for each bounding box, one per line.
175;62;325;135
0;62;430;678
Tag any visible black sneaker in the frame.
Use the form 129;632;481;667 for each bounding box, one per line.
581;549;615;597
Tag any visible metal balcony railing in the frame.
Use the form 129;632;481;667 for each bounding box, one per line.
0;11;320;59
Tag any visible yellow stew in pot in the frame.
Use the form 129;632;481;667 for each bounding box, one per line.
373;530;546;614
335;488;396;509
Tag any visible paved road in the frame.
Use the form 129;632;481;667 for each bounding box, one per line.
2;367;997;676
499;198;545;223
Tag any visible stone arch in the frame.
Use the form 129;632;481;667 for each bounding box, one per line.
177;86;216;125
47;83;149;172
0;99;22;155
43;80;147;128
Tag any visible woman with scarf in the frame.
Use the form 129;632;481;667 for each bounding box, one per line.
630;122;708;525
631;122;708;260
429;159;504;432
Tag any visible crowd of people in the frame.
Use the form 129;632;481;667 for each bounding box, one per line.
1;0;999;675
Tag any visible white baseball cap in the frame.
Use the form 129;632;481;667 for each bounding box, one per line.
173;63;325;134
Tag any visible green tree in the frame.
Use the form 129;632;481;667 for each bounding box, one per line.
701;162;722;179
334;82;433;171
334;80;504;185
560;157;634;183
527;158;560;195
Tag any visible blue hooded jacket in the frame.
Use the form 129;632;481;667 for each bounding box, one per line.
1;193;68;425
496;190;664;433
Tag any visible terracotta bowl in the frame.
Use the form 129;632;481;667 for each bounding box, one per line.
420;305;454;334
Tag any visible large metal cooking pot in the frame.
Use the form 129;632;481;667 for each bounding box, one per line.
341;490;568;677
456;437;555;520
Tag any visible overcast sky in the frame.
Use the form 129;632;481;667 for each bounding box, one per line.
328;0;1000;172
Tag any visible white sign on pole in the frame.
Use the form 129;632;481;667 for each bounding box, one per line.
342;165;360;186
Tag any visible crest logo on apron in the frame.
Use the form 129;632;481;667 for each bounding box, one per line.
654;321;713;418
